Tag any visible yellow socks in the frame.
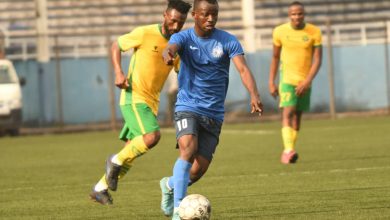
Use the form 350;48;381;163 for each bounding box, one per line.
94;136;149;191
116;136;149;165
291;128;298;147
94;175;108;192
282;126;298;153
118;160;132;179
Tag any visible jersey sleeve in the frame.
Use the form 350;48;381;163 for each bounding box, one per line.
169;32;186;49
117;27;144;51
226;35;244;59
272;27;282;47
313;27;322;47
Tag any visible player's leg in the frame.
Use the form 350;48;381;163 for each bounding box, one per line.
106;103;160;190
279;83;299;164
161;154;210;216
117;140;133;179
91;103;160;204
160;112;198;217
169;114;220;220
112;131;160;167
161;134;196;217
92;140;132;197
172;135;197;210
288;87;311;158
281;106;297;152
281;108;299;164
188;116;221;184
189;155;210;184
163;155;210;218
291;111;302;146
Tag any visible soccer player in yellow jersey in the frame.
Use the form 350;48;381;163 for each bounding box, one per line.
89;0;192;205
268;1;322;164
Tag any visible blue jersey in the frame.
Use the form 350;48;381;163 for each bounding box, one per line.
170;28;244;122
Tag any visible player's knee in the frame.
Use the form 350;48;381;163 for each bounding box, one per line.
283;110;295;119
143;131;161;148
179;146;198;161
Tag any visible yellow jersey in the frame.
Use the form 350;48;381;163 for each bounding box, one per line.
273;22;322;86
118;24;179;115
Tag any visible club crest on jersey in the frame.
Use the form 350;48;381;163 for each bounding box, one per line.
212;43;223;58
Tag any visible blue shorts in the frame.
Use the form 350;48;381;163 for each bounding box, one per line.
174;111;222;162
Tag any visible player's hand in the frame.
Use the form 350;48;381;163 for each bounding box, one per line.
295;80;310;96
115;72;129;89
163;49;175;65
268;83;279;99
251;98;264;117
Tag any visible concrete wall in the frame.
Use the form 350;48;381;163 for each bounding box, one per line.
228;44;390;113
13;43;390;126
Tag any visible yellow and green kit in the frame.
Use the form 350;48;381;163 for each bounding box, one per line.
273;22;322;111
118;24;179;140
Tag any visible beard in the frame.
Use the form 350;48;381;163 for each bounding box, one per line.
163;23;173;37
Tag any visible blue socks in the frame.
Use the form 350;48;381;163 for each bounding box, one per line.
168;159;192;208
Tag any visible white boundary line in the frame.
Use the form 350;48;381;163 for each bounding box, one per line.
2;166;389;192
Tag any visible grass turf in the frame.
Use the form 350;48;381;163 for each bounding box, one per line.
0;116;389;219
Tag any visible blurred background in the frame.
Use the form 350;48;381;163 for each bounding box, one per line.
0;0;389;133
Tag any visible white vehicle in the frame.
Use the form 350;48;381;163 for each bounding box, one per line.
0;59;24;136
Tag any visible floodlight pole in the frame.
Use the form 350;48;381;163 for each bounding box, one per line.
35;0;49;62
384;20;390;114
35;0;49;126
241;0;256;53
55;35;64;127
107;35;117;131
326;19;337;119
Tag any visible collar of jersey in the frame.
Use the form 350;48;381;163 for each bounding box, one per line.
290;22;306;30
158;24;169;40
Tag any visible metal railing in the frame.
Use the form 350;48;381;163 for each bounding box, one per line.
1;20;389;60
255;20;390;50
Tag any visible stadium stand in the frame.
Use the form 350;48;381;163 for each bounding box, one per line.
0;0;36;36
0;0;389;59
255;0;390;48
254;0;390;29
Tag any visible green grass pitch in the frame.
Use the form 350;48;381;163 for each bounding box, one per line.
1;116;390;219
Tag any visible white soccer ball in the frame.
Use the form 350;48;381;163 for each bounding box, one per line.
178;194;211;220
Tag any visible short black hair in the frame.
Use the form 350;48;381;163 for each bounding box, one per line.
167;0;192;14
194;0;218;10
289;1;304;9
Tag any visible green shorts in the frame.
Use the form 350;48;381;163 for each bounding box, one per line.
279;83;311;112
119;103;159;141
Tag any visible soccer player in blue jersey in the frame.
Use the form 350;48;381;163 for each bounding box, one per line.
160;0;264;219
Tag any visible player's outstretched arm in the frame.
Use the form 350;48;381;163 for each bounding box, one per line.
268;44;281;99
111;41;129;89
163;44;180;65
232;55;263;116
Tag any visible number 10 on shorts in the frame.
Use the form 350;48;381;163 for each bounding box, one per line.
177;119;188;131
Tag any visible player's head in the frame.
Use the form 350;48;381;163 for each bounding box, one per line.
163;0;192;37
288;1;305;29
192;0;219;36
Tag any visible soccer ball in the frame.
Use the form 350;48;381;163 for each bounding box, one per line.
178;194;211;220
